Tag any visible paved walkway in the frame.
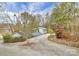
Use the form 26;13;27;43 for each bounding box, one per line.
0;34;79;56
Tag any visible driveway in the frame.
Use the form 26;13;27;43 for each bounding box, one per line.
0;34;79;56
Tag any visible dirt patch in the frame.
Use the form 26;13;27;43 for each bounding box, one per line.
48;35;79;48
13;39;36;46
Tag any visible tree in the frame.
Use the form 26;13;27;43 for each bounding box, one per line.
0;3;15;34
50;2;79;34
20;12;39;38
51;2;79;24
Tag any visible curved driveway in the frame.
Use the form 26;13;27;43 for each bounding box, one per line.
0;34;79;56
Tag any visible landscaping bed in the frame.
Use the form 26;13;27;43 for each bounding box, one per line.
48;35;79;48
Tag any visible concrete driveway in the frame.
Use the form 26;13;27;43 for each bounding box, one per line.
0;34;79;56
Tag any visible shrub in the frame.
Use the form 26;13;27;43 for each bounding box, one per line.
47;28;54;34
3;34;14;43
3;34;26;43
14;36;26;42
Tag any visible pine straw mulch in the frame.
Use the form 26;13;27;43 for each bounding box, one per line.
48;35;79;48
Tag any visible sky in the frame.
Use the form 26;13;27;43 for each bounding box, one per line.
4;2;58;15
0;2;58;23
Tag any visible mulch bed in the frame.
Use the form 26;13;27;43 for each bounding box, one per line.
48;35;79;48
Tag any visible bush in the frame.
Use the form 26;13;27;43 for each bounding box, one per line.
3;34;26;43
47;28;54;34
3;34;14;43
14;36;26;42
